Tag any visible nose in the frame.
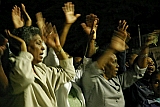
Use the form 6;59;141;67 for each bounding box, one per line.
41;45;45;50
116;63;119;68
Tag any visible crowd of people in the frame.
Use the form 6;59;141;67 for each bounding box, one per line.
0;2;160;107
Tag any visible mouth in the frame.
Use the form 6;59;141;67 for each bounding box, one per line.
115;70;118;75
147;67;154;73
39;53;44;58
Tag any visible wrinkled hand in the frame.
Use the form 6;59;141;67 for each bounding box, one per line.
12;3;31;28
43;23;61;49
81;13;99;40
12;5;24;28
5;29;27;52
36;12;46;36
62;2;81;24
110;20;129;52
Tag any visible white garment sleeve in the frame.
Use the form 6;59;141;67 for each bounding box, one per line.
10;52;35;94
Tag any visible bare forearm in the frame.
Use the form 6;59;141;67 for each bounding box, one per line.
86;39;96;57
137;46;149;68
24;12;32;26
53;46;68;60
60;23;72;47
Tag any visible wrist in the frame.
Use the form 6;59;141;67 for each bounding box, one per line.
55;48;64;55
138;54;148;59
53;45;62;53
64;22;72;26
91;38;96;40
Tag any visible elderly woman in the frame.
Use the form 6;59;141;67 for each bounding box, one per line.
0;26;75;107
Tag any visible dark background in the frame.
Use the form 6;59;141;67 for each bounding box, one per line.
0;0;160;56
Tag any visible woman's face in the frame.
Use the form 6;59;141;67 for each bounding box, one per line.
104;54;119;80
146;57;156;75
27;34;44;64
150;73;160;97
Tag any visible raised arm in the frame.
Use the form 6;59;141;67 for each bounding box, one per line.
137;32;158;69
97;20;128;70
43;23;69;60
36;12;46;37
12;5;24;28
81;13;99;57
11;3;32;29
6;30;27;52
60;2;81;47
0;36;9;96
21;3;32;26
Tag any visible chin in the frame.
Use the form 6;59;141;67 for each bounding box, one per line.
32;60;42;64
38;59;42;63
113;75;117;78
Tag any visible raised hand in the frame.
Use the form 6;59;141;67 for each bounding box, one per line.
21;3;32;26
12;5;24;28
5;30;27;52
110;20;129;52
43;23;61;49
116;20;129;41
81;13;99;40
11;4;32;28
145;32;159;46
62;2;81;24
36;12;46;37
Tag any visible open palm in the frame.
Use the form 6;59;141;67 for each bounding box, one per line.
12;5;24;28
62;2;81;24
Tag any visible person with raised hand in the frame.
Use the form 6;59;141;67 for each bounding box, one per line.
0;25;75;107
41;2;85;107
81;13;99;57
124;32;158;107
66;13;99;107
82;20;148;107
60;2;81;47
12;3;32;29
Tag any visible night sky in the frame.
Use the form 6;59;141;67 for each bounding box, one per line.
0;0;160;56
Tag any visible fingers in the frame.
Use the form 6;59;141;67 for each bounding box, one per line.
47;22;53;34
75;14;81;18
5;29;23;43
62;2;74;13
36;12;43;21
36;12;46;30
12;5;21;16
81;23;87;29
5;29;27;51
21;3;26;12
86;13;99;27
117;20;128;31
53;25;58;34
